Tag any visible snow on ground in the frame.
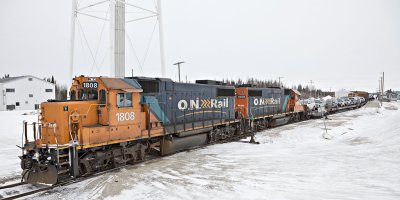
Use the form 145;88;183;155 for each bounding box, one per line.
2;102;400;200
0;110;37;183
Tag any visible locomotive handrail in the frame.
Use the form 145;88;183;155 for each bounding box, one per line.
52;123;60;164
23;121;28;144
183;109;186;131
22;121;42;146
22;121;26;154
68;115;74;142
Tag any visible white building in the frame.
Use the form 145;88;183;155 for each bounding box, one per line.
0;75;55;111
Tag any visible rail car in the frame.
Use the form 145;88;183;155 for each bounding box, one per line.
19;76;309;185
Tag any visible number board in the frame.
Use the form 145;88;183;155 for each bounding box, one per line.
82;82;98;89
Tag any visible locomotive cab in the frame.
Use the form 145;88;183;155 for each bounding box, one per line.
39;76;145;148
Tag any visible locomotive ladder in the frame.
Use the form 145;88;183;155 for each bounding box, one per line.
55;141;79;182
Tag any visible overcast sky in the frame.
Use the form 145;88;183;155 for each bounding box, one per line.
0;0;399;92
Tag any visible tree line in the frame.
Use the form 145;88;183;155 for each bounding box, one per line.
221;78;334;98
43;76;68;100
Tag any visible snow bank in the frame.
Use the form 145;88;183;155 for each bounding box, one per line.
0;110;37;182
322;95;332;101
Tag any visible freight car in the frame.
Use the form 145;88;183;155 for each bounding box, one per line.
19;76;308;185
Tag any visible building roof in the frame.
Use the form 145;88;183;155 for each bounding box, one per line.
0;75;55;85
0;76;26;83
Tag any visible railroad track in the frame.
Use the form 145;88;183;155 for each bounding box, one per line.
0;154;162;199
0;182;26;190
0;104;365;199
0;133;252;199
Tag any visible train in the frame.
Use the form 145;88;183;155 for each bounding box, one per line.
20;76;309;184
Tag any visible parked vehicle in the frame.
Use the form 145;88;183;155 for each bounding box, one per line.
337;99;346;107
349;97;359;105
314;98;326;107
340;97;352;106
325;98;338;109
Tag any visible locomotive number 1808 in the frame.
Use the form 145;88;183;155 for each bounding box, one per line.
116;112;135;122
82;82;98;89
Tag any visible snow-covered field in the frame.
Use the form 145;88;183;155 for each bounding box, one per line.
0;110;37;183
1;102;400;200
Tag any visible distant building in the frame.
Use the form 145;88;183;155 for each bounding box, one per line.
0;75;55;111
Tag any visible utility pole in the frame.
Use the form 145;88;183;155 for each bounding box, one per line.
173;61;185;82
309;80;314;98
278;77;284;87
380;76;382;96
382;72;385;95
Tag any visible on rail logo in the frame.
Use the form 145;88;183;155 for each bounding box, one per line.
253;97;280;106
177;98;229;110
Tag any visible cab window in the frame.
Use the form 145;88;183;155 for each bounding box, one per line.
99;90;106;105
77;89;98;100
88;90;98;100
78;90;83;100
117;93;133;107
70;90;76;100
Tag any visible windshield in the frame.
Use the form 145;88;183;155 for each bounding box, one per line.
77;89;98;100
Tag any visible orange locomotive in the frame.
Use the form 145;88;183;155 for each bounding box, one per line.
21;76;164;184
20;76;308;184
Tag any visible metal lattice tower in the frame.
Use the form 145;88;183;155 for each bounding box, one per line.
68;0;166;89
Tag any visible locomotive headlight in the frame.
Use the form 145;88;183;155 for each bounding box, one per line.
23;149;28;155
47;156;51;161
